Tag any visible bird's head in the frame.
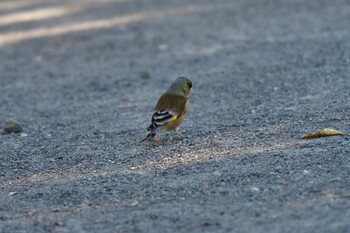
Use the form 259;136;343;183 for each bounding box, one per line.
168;77;192;96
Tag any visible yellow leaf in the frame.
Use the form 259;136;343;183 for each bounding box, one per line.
302;128;344;139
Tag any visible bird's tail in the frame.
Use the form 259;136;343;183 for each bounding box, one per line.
140;131;157;142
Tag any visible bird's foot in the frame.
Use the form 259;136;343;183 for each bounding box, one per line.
175;128;185;139
154;134;162;143
177;131;184;139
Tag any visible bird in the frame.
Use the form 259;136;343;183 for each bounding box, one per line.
141;77;192;142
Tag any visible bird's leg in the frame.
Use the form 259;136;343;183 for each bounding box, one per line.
176;128;184;139
154;133;162;142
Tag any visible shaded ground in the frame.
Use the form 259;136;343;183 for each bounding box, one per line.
0;0;350;232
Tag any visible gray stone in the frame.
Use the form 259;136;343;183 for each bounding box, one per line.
4;119;23;133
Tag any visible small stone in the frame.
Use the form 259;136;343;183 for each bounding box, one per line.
158;44;168;51
51;208;60;213
139;70;151;80
250;186;260;192
219;190;229;196
20;133;28;137
120;96;134;102
274;165;283;173
35;56;43;62
122;82;132;87
245;119;253;125
213;171;221;176
4;119;23;133
303;170;310;175
130;200;139;206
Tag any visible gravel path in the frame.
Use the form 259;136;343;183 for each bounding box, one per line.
1;0;350;232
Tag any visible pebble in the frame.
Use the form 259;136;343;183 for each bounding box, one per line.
139;70;151;80
213;171;222;176
245;119;253;125
274;165;283;173
303;170;310;175
158;44;168;51
250;187;260;192
3;119;23;133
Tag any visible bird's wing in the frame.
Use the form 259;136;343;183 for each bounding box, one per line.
147;92;188;131
152;110;178;127
155;92;188;115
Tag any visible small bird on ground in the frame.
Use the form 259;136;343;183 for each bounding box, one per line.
141;77;192;142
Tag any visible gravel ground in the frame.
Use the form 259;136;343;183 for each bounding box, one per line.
1;0;350;232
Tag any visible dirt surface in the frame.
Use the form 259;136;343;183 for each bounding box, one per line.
1;0;350;232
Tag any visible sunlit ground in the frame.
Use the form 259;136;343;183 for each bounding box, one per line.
0;1;224;47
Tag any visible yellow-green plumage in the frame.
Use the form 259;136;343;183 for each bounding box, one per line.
155;92;188;131
142;77;192;141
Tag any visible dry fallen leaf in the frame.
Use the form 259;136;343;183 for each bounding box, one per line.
8;191;17;196
302;128;344;139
